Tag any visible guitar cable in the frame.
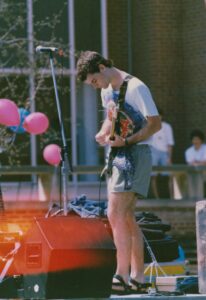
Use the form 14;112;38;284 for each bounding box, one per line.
98;166;108;219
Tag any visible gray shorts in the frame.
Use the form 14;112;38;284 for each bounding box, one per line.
107;144;152;198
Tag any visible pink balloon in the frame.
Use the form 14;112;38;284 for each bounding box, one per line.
43;144;62;166
23;112;49;135
0;99;20;126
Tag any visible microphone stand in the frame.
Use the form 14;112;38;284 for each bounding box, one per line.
48;51;72;216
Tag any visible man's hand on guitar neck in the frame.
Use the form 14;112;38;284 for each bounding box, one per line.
95;130;126;148
95;118;112;146
107;134;125;147
95;131;109;146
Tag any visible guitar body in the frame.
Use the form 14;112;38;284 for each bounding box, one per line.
117;110;135;138
108;100;146;140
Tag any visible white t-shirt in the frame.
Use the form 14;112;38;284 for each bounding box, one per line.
151;121;174;152
101;75;158;145
185;144;206;164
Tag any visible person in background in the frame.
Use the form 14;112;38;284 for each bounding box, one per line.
185;129;206;199
185;129;206;166
76;51;161;294
150;109;175;199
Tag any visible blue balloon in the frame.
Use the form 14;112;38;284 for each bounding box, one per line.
9;108;30;134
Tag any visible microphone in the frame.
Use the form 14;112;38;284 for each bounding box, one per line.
36;45;58;53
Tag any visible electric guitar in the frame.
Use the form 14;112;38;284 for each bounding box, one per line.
108;101;135;141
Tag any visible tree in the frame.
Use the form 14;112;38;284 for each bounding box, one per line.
0;0;71;166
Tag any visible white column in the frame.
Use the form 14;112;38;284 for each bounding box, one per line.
68;0;77;183
83;86;98;181
101;0;108;58
196;200;206;293
101;0;108;161
27;0;37;167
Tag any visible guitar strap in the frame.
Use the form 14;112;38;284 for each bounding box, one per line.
117;75;133;110
115;75;133;135
106;76;133;178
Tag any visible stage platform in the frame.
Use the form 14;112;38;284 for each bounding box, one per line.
111;295;206;299
0;294;201;299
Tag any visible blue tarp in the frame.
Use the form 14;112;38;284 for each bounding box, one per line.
68;194;108;218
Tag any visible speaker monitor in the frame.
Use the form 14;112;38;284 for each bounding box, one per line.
13;216;116;298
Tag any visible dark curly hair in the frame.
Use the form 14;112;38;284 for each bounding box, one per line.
76;51;113;82
190;129;205;141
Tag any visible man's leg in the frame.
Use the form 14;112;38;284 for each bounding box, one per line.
126;198;144;283
107;191;143;284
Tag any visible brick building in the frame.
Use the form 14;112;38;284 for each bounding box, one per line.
108;0;206;162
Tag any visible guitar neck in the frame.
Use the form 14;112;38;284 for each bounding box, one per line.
108;103;119;141
110;117;116;141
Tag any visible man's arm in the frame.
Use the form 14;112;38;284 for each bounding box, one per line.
127;115;161;144
107;115;161;147
95;118;111;146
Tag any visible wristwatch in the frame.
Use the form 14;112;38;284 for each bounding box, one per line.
124;138;129;146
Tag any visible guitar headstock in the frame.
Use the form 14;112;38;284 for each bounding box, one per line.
107;101;119;141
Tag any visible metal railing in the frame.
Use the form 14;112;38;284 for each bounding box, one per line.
0;164;205;201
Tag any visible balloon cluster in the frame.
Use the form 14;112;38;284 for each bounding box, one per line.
0;98;62;166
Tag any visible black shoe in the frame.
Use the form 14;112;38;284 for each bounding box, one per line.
111;274;131;295
129;278;152;294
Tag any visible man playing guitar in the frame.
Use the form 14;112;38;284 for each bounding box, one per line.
76;51;161;294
